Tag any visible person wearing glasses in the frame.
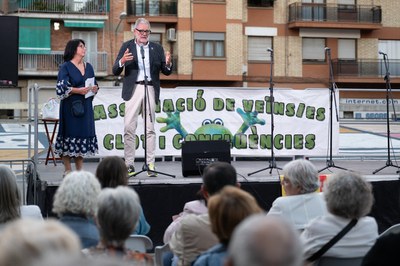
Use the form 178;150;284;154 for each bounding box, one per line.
112;17;172;177
55;39;99;176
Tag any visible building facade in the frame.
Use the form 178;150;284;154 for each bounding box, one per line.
0;0;399;119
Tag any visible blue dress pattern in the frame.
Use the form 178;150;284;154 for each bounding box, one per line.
54;61;98;157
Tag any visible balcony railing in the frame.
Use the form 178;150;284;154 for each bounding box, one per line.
127;0;177;17
333;59;400;78
9;0;108;14
19;51;108;76
289;3;381;24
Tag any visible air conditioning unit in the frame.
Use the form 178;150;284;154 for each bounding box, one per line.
167;28;176;42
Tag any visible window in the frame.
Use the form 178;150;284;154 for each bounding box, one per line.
338;39;356;60
248;36;272;61
302;38;325;62
379;40;400;59
194;32;225;58
248;0;274;7
72;31;98;70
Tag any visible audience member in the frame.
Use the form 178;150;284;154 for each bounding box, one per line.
95;156;150;235
52;170;101;248
193;186;263;266
163;189;207;243
267;159;327;230
225;214;303;266
31;254;133;266
300;171;378;261
83;186;153;265
169;162;239;266
0;218;81;266
0;165;42;228
362;229;400;265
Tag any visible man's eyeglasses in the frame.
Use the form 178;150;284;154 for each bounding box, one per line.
135;28;151;35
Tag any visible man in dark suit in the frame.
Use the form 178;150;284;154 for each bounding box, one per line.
112;17;172;177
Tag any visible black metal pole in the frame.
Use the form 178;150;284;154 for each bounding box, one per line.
248;48;282;176
318;48;347;173
373;52;400;174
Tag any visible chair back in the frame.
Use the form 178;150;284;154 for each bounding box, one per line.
315;257;363;266
154;243;171;266
379;223;400;237
125;235;153;253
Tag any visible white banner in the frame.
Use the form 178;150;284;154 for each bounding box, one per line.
93;87;339;157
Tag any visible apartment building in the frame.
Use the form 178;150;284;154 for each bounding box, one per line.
0;0;399;119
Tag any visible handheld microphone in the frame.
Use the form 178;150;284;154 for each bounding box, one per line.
140;45;145;59
379;51;387;56
267;48;273;53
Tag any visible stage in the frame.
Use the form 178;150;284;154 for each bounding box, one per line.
34;156;400;247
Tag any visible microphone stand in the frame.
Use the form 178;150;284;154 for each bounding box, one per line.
133;46;175;178
373;52;400;174
318;48;347;173
248;49;282;176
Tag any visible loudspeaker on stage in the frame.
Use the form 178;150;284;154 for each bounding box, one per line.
181;140;231;177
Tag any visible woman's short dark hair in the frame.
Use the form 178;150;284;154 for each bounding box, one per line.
63;39;85;62
95;156;128;188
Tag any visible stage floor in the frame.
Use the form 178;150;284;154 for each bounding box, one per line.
36;156;400;186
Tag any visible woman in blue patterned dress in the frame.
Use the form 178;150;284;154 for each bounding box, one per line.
54;39;99;176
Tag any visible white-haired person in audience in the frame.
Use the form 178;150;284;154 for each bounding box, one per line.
267;159;327;231
95;156;150;235
0;165;42;228
52;170;101;248
83;186;153;265
300;171;378;261
193;186;263;266
225;214;304;266
0;219;81;266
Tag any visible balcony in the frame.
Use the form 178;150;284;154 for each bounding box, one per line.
8;0;108;15
333;59;400;79
19;52;108;77
127;0;177;17
288;2;382;30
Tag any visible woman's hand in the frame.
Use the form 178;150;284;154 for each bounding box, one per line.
90;85;99;94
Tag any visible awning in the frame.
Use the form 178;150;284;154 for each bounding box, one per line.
19;18;51;54
64;20;104;28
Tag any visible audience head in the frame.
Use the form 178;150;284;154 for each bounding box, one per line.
202;162;238;197
208;186;262;245
52;170;101;218
325;171;373;219
0;219;81;266
282;159;319;195
0;165;21;223
96;186;141;246
95;156;128;188
226;214;303;266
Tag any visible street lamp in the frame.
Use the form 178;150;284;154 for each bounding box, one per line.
115;11;127;34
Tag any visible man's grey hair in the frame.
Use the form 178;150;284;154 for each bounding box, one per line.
227;214;303;266
52;171;101;217
283;159;319;193
96;186;141;244
134;17;150;29
325;171;373;219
